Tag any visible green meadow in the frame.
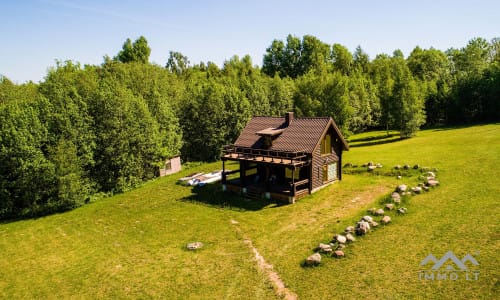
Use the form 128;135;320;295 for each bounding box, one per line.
1;124;498;299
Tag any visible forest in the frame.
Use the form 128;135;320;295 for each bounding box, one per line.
0;35;498;219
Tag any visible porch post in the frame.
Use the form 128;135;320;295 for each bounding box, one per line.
240;161;246;188
291;167;296;197
265;165;270;192
222;159;226;184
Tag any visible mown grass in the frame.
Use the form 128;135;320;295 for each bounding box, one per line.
0;124;499;299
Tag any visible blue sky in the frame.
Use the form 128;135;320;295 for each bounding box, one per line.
1;0;499;83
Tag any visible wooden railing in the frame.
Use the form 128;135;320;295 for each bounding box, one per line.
222;144;310;166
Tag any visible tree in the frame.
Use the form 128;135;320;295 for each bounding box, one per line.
282;34;303;78
370;54;425;136
166;51;190;75
263;34;331;78
391;61;426;137
353;45;370;73
331;43;353;75
115;36;151;64
0;97;56;218
407;47;451;125
370;54;396;132
90;78;161;191
348;71;379;132
300;35;331;75
294;71;352;134
262;39;285;77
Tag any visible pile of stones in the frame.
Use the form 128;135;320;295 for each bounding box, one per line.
362;161;383;172
394;171;439;197
305;163;441;267
305;213;398;266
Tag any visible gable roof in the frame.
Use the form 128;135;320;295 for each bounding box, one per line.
233;114;349;153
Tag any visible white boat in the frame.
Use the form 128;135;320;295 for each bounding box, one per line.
196;170;223;186
178;172;204;185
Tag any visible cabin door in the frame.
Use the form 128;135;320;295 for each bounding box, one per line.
323;163;337;182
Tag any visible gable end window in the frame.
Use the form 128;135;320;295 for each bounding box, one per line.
321;134;332;155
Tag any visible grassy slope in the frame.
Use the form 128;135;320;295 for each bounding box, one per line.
0;124;499;299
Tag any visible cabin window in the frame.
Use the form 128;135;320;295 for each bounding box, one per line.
321;134;332;155
164;160;172;171
263;136;272;149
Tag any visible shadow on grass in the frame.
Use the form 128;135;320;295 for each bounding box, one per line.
349;136;404;148
180;182;272;211
348;132;399;143
429;122;500;132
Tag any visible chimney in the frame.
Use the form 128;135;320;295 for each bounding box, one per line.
285;112;294;126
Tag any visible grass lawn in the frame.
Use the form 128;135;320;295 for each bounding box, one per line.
1;124;499;299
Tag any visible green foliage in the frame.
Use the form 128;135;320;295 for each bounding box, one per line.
331;43;353;75
1;34;499;219
166;51;190;75
180;77;250;161
0;97;55;218
114;36;151;64
263;34;332;78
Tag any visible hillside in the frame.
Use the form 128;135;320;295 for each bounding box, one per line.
0;124;498;299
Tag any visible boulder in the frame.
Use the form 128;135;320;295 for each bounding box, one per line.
187;242;204;250
394;165;402;170
367;165;377;171
397;184;408;193
336;243;346;250
317;243;333;253
412;186;422;194
397;207;408;214
426;171;436;178
305;253;322;266
367;161;375;166
368;220;379;228
361;215;373;222
385;203;394;210
344;226;355;234
413;164;420;169
356;220;371;236
397;175;402;180
334;250;345;258
335;234;347;244
376;163;383;168
374;208;385;216
403;164;411;170
391;192;401;203
346;233;356;242
426;179;440;187
343;162;353;168
381;216;391;224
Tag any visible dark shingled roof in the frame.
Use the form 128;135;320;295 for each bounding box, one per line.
233;115;349;153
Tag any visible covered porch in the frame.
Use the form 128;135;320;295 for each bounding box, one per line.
221;145;312;203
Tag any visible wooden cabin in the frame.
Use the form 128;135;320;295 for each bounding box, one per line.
221;112;349;203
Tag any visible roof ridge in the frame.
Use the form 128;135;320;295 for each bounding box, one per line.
293;116;331;119
252;116;284;118
252;116;331;120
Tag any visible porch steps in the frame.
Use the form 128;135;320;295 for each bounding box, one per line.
244;186;263;200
